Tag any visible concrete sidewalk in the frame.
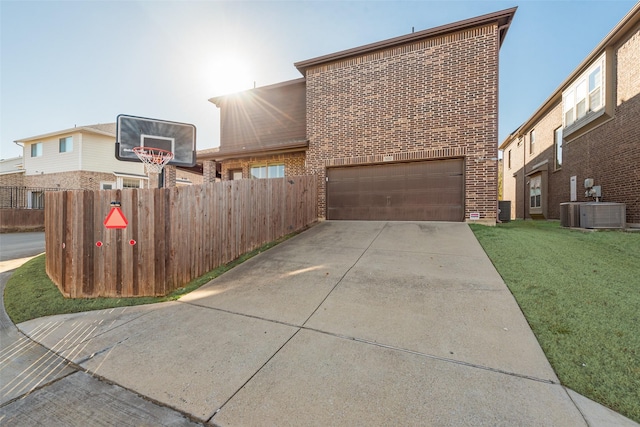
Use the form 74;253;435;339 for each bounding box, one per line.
3;221;638;426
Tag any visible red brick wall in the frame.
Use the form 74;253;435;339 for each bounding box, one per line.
523;26;640;225
23;171;114;190
561;99;640;224
304;24;501;222
0;172;25;187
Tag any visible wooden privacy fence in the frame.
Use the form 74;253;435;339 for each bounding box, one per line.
0;209;45;232
45;176;317;298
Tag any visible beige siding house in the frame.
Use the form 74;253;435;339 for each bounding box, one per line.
13;124;146;190
4;123;203;191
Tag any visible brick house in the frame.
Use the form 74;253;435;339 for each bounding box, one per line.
500;3;639;227
203;8;517;224
2;123;203;194
208;78;308;181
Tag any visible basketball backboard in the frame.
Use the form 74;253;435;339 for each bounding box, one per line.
116;114;196;167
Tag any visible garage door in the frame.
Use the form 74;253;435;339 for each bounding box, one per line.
326;159;464;221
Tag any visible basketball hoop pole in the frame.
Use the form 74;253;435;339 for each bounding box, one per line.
145;170;162;189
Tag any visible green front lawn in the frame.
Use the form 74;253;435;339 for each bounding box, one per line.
470;220;640;423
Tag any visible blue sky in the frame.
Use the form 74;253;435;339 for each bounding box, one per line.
1;0;637;160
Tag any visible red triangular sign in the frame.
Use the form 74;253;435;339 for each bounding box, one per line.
104;207;128;229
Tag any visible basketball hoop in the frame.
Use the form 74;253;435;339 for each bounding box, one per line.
133;146;174;175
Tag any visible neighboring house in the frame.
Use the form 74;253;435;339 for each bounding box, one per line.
203;8;517;224
500;3;639;227
0;156;25;185
1;123;203;193
0;156;24;172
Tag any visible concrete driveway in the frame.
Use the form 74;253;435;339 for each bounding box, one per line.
5;221;637;426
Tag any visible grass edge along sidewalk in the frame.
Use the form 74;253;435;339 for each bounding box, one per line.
470;220;639;424
3;231;300;325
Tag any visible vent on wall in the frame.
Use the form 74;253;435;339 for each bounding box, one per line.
580;202;626;229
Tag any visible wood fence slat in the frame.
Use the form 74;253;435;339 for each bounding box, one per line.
94;189;104;297
82;191;94;296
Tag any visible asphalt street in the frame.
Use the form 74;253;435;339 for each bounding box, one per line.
0;232;45;261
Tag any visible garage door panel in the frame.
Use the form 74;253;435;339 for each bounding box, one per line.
327;159;464;221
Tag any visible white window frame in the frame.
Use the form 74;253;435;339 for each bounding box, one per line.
59;136;73;153
250;163;284;179
27;190;45;209
529;130;535;155
114;173;147;189
122;177;143;188
31;142;43;157
562;54;605;129
529;175;542;209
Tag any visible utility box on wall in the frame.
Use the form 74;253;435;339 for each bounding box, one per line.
579;202;626;229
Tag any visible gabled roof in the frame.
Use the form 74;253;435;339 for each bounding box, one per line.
15;123;116;143
294;7;517;76
499;2;640;150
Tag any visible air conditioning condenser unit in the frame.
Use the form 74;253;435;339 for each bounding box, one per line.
579;202;626;229
560;202;584;228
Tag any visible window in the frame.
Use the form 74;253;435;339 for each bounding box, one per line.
251;164;284;179
554;127;563;170
28;191;45;209
563;89;575;127
122;178;142;188
588;65;602;111
507;150;511;169
229;169;243;180
576;80;587;119
59;136;73;153
563;54;605;128
529;175;541;209
101;182;115;190
529;130;535;155
31;142;43;157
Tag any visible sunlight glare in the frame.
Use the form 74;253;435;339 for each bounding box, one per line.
209;54;254;96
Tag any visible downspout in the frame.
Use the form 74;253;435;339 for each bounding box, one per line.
13;141;25;164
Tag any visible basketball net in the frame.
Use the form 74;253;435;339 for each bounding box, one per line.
133;147;174;188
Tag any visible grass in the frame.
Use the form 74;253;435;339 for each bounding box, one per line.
4;232;297;325
470;220;640;423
